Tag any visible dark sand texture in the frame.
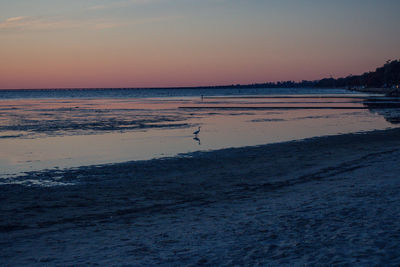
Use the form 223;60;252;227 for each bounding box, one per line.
1;128;400;266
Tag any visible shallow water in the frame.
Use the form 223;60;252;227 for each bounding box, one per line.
0;87;352;99
0;91;399;180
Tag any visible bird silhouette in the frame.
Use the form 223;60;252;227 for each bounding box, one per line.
193;126;201;136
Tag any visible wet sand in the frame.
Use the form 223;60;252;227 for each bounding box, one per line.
1;128;400;266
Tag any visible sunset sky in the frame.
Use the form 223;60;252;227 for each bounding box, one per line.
1;0;399;89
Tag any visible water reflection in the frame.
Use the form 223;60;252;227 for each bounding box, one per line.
1;94;400;178
193;136;201;145
363;97;400;124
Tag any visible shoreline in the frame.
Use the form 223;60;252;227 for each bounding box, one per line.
3;91;397;179
2;128;400;265
3;125;400;185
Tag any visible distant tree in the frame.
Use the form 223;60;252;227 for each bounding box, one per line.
193;60;400;89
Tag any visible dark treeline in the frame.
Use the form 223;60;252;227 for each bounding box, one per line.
314;59;400;89
4;60;399;91
202;60;400;90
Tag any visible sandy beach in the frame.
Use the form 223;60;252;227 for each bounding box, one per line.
1;127;400;266
2;0;400;265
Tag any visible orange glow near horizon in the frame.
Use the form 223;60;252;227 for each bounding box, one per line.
1;1;399;89
0;38;385;89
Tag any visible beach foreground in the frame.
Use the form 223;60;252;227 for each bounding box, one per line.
1;128;400;266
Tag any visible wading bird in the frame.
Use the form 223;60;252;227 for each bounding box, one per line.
193;126;201;136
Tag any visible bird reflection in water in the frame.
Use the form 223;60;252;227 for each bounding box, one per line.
193;136;201;145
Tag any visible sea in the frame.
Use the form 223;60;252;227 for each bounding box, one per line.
0;87;399;183
0;87;352;99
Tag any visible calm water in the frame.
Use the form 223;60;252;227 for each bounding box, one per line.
0;88;398;182
0;87;352;99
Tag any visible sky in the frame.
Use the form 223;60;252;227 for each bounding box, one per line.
0;0;399;89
